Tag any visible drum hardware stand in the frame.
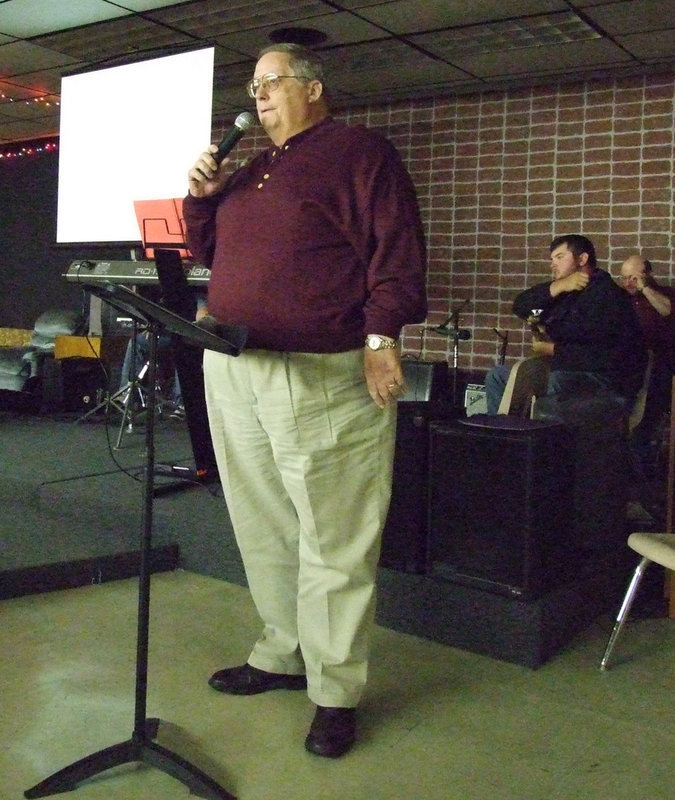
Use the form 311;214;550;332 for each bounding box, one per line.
76;383;128;422
114;359;150;446
76;320;146;425
72;318;170;449
113;359;174;451
25;283;246;800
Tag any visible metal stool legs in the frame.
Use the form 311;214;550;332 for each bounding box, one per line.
600;556;651;670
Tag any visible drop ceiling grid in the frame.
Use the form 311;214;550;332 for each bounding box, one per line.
143;0;338;37
31;17;198;62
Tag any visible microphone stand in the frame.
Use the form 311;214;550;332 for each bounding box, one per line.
431;299;471;408
494;329;509;365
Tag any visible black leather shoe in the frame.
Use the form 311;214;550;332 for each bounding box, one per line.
304;706;356;758
208;663;307;695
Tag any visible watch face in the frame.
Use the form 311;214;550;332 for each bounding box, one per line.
366;334;396;350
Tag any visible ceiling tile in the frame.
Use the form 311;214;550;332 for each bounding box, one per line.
214;11;388;58
144;0;335;36
0;115;60;141
31;17;195;63
321;39;471;92
352;0;569;34
111;0;197;10
0;92;58;119
580;0;675;35
619;31;675;61
0;40;78;76
2;67;67;94
0;79;35;101
451;38;635;79
0;0;131;38
211;45;252;67
410;11;603;61
321;38;436;73
329;63;471;95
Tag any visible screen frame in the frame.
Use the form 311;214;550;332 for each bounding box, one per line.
55;46;214;247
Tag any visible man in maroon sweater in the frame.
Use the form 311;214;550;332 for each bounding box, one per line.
184;43;427;757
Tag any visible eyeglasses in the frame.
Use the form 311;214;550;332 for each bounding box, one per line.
246;73;308;99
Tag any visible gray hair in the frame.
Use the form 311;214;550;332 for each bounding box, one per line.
257;43;325;88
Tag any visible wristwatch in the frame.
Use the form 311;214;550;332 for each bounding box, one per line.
365;334;398;351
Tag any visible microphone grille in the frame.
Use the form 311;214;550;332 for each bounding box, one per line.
235;111;255;131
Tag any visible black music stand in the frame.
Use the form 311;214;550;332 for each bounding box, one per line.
25;282;247;800
152;247;218;489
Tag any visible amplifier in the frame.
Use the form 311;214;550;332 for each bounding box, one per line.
464;383;487;416
380;360;454;573
58;357;107;413
399;360;450;404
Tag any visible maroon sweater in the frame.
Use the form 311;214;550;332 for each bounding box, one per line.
183;117;427;352
628;281;675;372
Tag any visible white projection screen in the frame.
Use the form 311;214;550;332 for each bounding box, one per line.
56;47;214;244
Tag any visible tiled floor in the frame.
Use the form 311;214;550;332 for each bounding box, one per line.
1;570;673;800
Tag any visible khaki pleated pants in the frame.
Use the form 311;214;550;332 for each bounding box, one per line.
203;347;396;708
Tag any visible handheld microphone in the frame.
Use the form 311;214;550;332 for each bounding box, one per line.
213;112;255;164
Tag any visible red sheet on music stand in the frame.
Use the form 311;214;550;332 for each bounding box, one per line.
133;197;191;259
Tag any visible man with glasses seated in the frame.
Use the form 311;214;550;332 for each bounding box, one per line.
618;254;675;519
183;43;427;758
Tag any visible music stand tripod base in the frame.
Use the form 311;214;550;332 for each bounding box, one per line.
24;722;234;799
24;283;246;800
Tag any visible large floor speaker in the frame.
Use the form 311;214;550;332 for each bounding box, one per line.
379;361;453;573
427;416;575;598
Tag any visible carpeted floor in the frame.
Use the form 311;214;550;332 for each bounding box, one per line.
0;405;245;584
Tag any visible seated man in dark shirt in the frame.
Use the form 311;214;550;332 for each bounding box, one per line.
618;254;675;522
619;254;674;463
485;234;647;413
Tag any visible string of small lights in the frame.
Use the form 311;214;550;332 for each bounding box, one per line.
0;93;60;159
0;93;59;107
0;92;61;161
0;141;58;160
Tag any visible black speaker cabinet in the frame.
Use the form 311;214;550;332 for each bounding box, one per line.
58;357;107;413
379;361;453;573
427;416;575;599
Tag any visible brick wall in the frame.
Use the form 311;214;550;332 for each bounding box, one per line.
231;71;675;377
